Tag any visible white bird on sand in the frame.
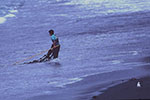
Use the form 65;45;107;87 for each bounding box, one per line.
137;82;141;87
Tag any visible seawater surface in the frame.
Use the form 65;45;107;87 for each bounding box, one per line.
0;0;150;100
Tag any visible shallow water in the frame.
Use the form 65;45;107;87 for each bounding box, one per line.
0;0;150;100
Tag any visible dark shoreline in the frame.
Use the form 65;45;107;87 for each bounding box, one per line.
26;67;150;100
92;76;150;100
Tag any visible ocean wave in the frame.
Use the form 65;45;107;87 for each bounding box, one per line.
0;0;25;24
8;9;18;13
64;0;150;15
0;13;17;24
38;0;69;4
4;13;16;18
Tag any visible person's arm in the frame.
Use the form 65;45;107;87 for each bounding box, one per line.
52;41;57;48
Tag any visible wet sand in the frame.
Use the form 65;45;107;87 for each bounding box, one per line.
92;76;150;100
26;66;150;100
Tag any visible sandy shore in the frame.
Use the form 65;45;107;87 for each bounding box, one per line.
92;76;150;100
26;67;150;100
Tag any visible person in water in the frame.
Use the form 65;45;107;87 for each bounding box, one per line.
46;29;60;59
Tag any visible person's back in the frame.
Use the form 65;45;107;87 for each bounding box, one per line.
51;33;59;47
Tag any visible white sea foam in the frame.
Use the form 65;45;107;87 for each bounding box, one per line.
132;51;138;55
42;91;53;94
9;10;18;13
0;17;6;24
0;11;17;24
68;77;82;81
56;77;83;88
49;14;68;17
4;14;16;18
130;51;138;55
64;0;150;16
112;60;121;64
51;58;60;62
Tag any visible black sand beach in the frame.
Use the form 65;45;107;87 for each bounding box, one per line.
1;0;150;100
92;76;150;100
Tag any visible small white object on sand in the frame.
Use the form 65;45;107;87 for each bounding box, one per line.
137;82;141;87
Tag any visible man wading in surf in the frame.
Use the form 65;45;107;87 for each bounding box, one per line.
24;30;60;64
46;29;60;59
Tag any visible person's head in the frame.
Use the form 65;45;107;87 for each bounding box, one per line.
49;29;54;36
